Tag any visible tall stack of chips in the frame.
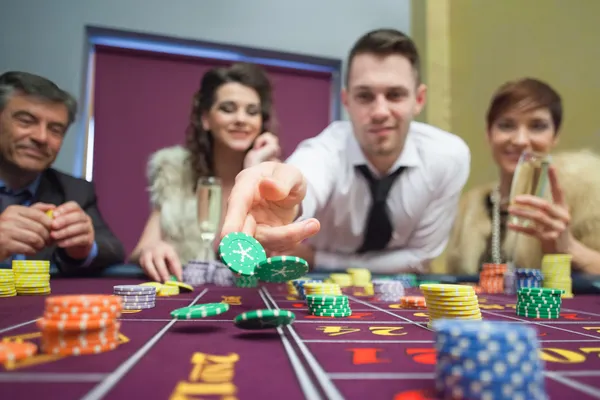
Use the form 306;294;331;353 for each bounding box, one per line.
306;294;352;318
372;279;405;302
113;285;156;310
433;320;547;400
515;268;543;290
13;260;50;295
541;254;573;298
37;295;122;356
516;287;563;319
420;284;482;328
479;263;507;294
0;268;16;297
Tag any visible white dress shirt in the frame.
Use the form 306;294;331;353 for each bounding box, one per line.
286;121;471;274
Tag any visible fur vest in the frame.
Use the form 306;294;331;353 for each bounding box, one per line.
147;146;206;265
446;149;600;274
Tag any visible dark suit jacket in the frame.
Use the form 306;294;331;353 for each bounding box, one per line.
28;168;125;276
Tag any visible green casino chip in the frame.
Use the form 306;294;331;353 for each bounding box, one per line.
170;303;230;319
219;232;267;276
311;309;352;317
233;309;295;330
518;287;565;296
306;294;349;305
254;256;309;283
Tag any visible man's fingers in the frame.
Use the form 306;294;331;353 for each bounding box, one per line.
255;218;320;252
31;203;56;212
241;216;257;237
52;201;80;217
221;170;260;239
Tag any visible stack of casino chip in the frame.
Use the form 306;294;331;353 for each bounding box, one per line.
37;295;122;356
182;260;234;287
400;296;427;309
113;285;156;309
346;268;372;287
327;273;353;287
541;254;573;298
13;260;51;295
393;274;417;288
479;263;507;294
433;320;547;400
0;268;17;297
292;279;322;299
503;267;517;295
515;268;543;290
372;279;405;302
306;294;352;318
302;282;342;298
420;284;482;328
516;287;564;319
234;275;258;288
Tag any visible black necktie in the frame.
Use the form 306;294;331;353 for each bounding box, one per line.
0;187;31;213
355;165;405;254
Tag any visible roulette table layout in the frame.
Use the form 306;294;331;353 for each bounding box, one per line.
2;276;600;400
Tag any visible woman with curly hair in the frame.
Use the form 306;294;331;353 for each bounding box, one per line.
130;62;281;282
446;77;600;276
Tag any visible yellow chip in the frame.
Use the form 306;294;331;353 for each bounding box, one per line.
164;280;193;292
139;282;163;289
46;209;54;219
420;283;475;296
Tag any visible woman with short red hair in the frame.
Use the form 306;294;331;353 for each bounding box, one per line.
446;78;600;275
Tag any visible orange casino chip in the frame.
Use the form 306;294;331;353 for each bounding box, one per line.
0;341;38;363
45;294;122;309
37;317;117;333
400;296;427;308
42;339;119;356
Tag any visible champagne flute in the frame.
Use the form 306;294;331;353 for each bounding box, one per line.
508;151;552;227
505;151;551;266
196;177;222;261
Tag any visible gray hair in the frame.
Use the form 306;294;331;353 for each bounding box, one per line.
0;71;78;127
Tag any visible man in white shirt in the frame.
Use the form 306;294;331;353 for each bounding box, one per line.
220;28;470;274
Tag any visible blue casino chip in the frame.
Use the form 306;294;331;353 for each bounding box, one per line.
432;320;548;400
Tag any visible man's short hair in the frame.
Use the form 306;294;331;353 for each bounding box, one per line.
346;28;421;86
0;71;78;127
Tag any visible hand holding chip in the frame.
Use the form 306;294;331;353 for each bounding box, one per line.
0;203;54;259
220;161;320;254
50;201;95;260
508;165;573;254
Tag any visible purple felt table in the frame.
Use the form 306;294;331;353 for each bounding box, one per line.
1;278;600;399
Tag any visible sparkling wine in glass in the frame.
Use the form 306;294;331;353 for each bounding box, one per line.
508;151;551;228
196;177;222;261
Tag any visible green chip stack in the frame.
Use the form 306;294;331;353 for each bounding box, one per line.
234;275;258;288
306;294;352;317
516;287;564;319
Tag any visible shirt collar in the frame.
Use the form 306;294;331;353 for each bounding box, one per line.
347;124;421;176
0;175;42;197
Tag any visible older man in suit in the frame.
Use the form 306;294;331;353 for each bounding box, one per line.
0;71;124;275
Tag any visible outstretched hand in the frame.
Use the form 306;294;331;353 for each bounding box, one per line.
220;162;320;254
